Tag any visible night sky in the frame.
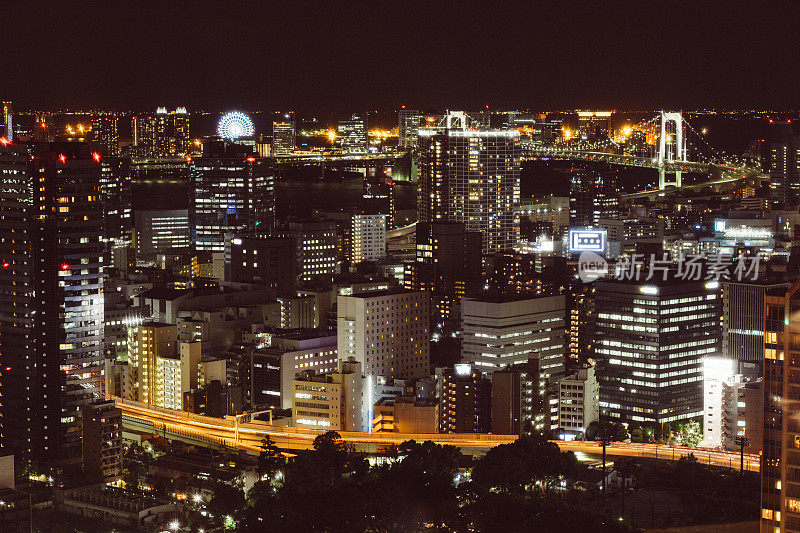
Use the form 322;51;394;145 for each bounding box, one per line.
5;2;800;113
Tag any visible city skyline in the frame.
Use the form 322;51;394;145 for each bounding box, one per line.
0;4;796;531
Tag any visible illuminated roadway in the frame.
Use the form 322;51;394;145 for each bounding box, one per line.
115;399;759;471
525;148;767;200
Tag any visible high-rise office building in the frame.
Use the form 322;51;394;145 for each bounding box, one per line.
98;157;132;245
722;280;785;366
190;155;276;252
338;114;368;154
132;113;155;156
275;221;339;281
405;221;482;294
154;107;191;156
404;221;482;331
272;112;295;156
418;112;521;253
461;293;567;371
569;167;620;227
766;121;800;206
0;143;105;463
134;209;190;257
351;213;386;263
1;101;12;141
228;235;297;297
761;280;800;532
398;108;422;151
462;294;567;429
90;113;120;156
251;332;338;409
593;278;721;424
482;251;545;296
577;111;614;140
337;289;430;380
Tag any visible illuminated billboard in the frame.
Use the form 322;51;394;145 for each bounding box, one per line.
569;228;606;254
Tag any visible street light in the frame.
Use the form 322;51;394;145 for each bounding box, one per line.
169;520;180;531
733;435;750;473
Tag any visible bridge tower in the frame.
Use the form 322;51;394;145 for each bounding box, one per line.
657;111;686;189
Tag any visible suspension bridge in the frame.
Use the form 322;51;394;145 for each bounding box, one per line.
525;111;766;197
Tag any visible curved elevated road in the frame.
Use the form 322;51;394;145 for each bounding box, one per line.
116;399;759;471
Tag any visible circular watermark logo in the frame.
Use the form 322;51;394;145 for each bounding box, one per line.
578;251;608;282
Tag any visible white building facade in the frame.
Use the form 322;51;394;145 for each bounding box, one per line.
558;365;599;439
352;213;387;263
337;289;430;380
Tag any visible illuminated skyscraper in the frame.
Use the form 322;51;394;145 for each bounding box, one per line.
351;213;386;263
90;112;120;156
337;289;430;380
272;112;295;156
337;114;368;154
418;112;521;253
98;156;132;245
577;110;614;140
275;220;339;281
404;221;482;331
0;142;104;464
190;154;276;252
134;209;190;257
132;113;155;156
568;167;620;226
154;107;191;156
766;121;800;206
1;101;12;141
398;108;422;151
761;280;800;532
594;278;720;425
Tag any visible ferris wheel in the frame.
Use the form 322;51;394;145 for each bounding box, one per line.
218;111;254;141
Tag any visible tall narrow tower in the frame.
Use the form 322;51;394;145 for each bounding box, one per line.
0;142;104;465
1;101;11;141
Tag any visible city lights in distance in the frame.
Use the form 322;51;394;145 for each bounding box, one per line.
218;111;254;141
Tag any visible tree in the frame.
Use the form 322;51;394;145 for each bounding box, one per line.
630;425;654;443
586;420;628;442
258;434;286;481
472;434;577;495
367;440;462;531
679;420;702;447
207;482;246;528
122;443;152;491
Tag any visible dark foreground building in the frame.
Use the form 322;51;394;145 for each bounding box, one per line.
0;143;104;465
